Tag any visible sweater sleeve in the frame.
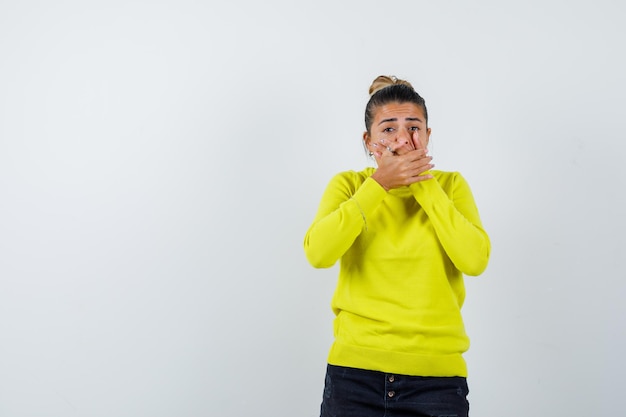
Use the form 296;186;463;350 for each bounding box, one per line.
304;173;388;268
409;172;491;276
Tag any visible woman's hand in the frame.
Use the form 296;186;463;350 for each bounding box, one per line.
370;132;433;191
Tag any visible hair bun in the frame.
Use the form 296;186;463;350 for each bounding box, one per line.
368;75;414;96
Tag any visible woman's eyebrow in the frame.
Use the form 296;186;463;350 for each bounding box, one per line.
378;117;423;125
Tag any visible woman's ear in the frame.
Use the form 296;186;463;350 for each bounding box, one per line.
425;127;431;148
363;131;372;154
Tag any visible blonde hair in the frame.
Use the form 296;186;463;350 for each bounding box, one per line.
368;75;414;96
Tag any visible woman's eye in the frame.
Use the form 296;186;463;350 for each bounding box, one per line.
383;127;394;133
410;126;420;131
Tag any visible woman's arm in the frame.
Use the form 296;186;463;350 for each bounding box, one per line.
303;173;387;268
410;172;491;276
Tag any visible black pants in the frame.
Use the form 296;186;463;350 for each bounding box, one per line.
320;364;469;417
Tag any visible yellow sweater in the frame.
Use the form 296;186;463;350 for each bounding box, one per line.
304;168;490;377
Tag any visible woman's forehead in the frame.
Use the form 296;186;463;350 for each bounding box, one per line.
375;102;425;121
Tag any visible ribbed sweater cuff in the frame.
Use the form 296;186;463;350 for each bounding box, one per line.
351;177;388;217
409;176;448;209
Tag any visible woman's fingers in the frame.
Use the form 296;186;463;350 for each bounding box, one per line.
371;139;434;188
371;142;396;158
411;131;421;150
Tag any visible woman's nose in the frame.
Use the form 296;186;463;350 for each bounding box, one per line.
394;131;411;145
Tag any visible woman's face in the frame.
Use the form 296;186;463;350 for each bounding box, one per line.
364;101;431;156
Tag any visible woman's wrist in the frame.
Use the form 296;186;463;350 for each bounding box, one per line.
371;172;390;191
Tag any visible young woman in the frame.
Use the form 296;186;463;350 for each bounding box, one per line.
304;75;491;417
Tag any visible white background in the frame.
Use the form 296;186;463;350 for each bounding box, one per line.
1;1;624;416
